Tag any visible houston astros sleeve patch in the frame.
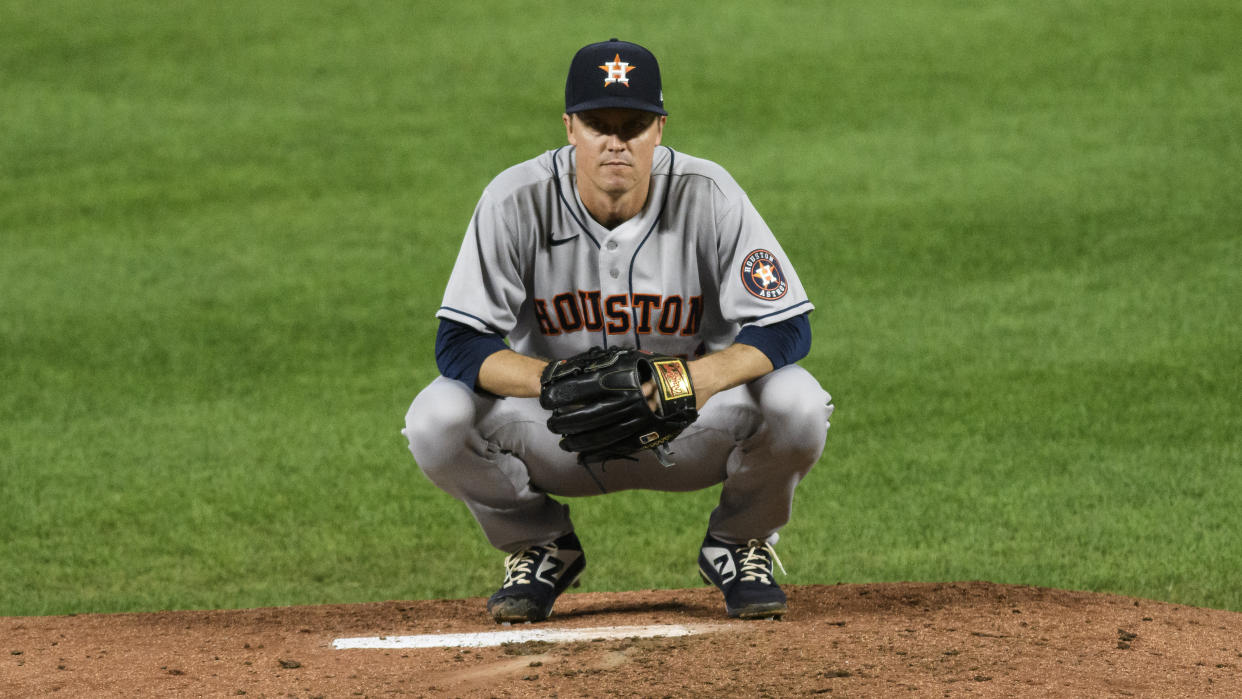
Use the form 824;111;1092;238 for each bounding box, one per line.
740;249;789;300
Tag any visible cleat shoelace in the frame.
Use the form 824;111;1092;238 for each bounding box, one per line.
500;544;556;588
737;539;786;585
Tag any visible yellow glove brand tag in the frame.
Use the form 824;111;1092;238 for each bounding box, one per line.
653;359;693;401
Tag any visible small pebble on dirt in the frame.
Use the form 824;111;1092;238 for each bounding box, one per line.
821;669;851;678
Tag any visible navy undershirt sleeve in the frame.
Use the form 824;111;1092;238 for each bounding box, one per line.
435;318;509;390
734;312;812;370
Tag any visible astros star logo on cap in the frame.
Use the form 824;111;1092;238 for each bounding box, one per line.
599;53;636;86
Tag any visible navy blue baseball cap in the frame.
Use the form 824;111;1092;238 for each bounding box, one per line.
565;38;667;116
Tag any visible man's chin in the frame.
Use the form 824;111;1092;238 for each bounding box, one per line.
599;165;632;180
598;178;637;195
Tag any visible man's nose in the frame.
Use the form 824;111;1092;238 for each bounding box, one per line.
605;132;626;150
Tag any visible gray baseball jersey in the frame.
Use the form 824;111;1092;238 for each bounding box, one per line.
437;145;813;359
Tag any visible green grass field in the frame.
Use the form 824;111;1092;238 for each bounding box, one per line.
3;1;1240;616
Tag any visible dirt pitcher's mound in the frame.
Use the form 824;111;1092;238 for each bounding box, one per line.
4;582;1242;697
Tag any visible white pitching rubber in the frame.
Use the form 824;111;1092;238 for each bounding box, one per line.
333;623;711;649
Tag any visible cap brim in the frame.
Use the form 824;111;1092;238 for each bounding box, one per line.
565;96;667;116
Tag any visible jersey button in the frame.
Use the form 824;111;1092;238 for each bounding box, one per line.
609;268;620;279
605;240;618;251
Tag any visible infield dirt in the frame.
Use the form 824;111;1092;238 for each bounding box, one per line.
5;581;1241;697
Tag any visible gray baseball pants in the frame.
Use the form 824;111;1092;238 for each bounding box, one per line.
402;364;832;552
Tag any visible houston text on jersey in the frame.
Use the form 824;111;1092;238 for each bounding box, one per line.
533;291;703;337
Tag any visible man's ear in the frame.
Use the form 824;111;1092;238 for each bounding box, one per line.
653;115;666;146
563;113;577;146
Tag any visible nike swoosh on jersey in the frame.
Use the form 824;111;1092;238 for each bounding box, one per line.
549;234;579;246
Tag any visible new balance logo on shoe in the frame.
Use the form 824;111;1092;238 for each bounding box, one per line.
702;546;737;584
487;532;585;623
536;555;565;586
698;533;788;620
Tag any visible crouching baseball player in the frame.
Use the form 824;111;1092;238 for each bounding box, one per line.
403;39;833;622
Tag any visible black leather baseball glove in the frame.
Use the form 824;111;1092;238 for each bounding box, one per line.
540;346;699;466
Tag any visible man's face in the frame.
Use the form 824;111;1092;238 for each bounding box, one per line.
563;108;666;200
